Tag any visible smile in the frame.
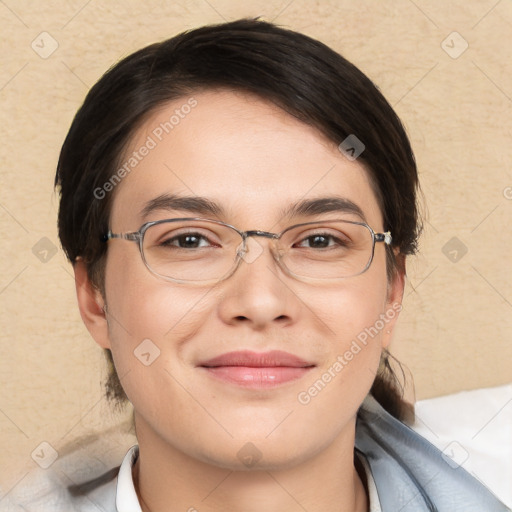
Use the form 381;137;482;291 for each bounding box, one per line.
198;350;315;388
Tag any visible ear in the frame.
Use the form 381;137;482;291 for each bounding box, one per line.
74;258;111;349
381;253;406;350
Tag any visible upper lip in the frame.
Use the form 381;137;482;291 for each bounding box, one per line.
199;350;314;368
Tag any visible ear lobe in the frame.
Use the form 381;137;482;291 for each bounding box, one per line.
381;255;406;349
74;258;111;349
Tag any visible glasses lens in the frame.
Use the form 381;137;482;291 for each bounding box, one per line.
142;220;241;282
279;221;374;279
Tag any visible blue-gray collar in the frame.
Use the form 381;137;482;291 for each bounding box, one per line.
355;394;511;511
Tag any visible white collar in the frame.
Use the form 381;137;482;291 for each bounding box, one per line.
115;445;381;512
116;445;142;512
356;451;383;512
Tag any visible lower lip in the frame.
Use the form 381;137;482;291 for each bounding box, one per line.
202;366;313;388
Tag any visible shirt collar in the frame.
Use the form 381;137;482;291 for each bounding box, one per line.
116;445;142;512
356;451;383;512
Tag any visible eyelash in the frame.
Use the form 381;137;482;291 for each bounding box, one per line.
158;231;350;250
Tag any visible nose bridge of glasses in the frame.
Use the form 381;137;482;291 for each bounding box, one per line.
236;229;281;264
243;229;279;240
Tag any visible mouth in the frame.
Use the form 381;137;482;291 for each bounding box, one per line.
198;350;315;388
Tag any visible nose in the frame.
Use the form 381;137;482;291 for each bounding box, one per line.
216;235;299;330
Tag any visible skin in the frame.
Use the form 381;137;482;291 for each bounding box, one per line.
74;89;405;512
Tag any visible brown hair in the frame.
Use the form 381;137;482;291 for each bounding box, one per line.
55;18;421;421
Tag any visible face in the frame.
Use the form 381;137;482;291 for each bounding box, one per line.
78;89;404;471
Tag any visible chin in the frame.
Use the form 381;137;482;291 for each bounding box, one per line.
201;448;310;473
190;432;325;473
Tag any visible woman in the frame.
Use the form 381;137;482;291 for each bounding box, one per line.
9;18;510;512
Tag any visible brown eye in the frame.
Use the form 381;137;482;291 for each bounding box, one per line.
294;231;351;249
161;233;211;249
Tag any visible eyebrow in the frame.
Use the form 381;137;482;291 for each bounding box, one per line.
139;193;366;223
140;194;223;219
281;196;366;221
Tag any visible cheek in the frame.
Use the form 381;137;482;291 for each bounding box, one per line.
314;266;389;346
104;243;211;335
102;248;214;395
306;269;390;388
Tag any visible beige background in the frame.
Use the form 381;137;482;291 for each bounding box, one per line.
1;0;511;494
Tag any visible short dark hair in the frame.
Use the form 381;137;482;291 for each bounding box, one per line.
55;18;421;421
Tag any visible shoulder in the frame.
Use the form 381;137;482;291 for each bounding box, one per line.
0;428;136;512
356;385;512;512
1;462;119;512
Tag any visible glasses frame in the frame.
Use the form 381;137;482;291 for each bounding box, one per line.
103;217;392;285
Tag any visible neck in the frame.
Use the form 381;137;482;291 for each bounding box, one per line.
132;417;368;512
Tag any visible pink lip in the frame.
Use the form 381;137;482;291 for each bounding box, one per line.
198;350;315;389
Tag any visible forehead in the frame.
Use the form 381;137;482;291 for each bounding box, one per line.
109;89;383;230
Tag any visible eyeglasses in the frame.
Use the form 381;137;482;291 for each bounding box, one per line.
103;217;392;285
